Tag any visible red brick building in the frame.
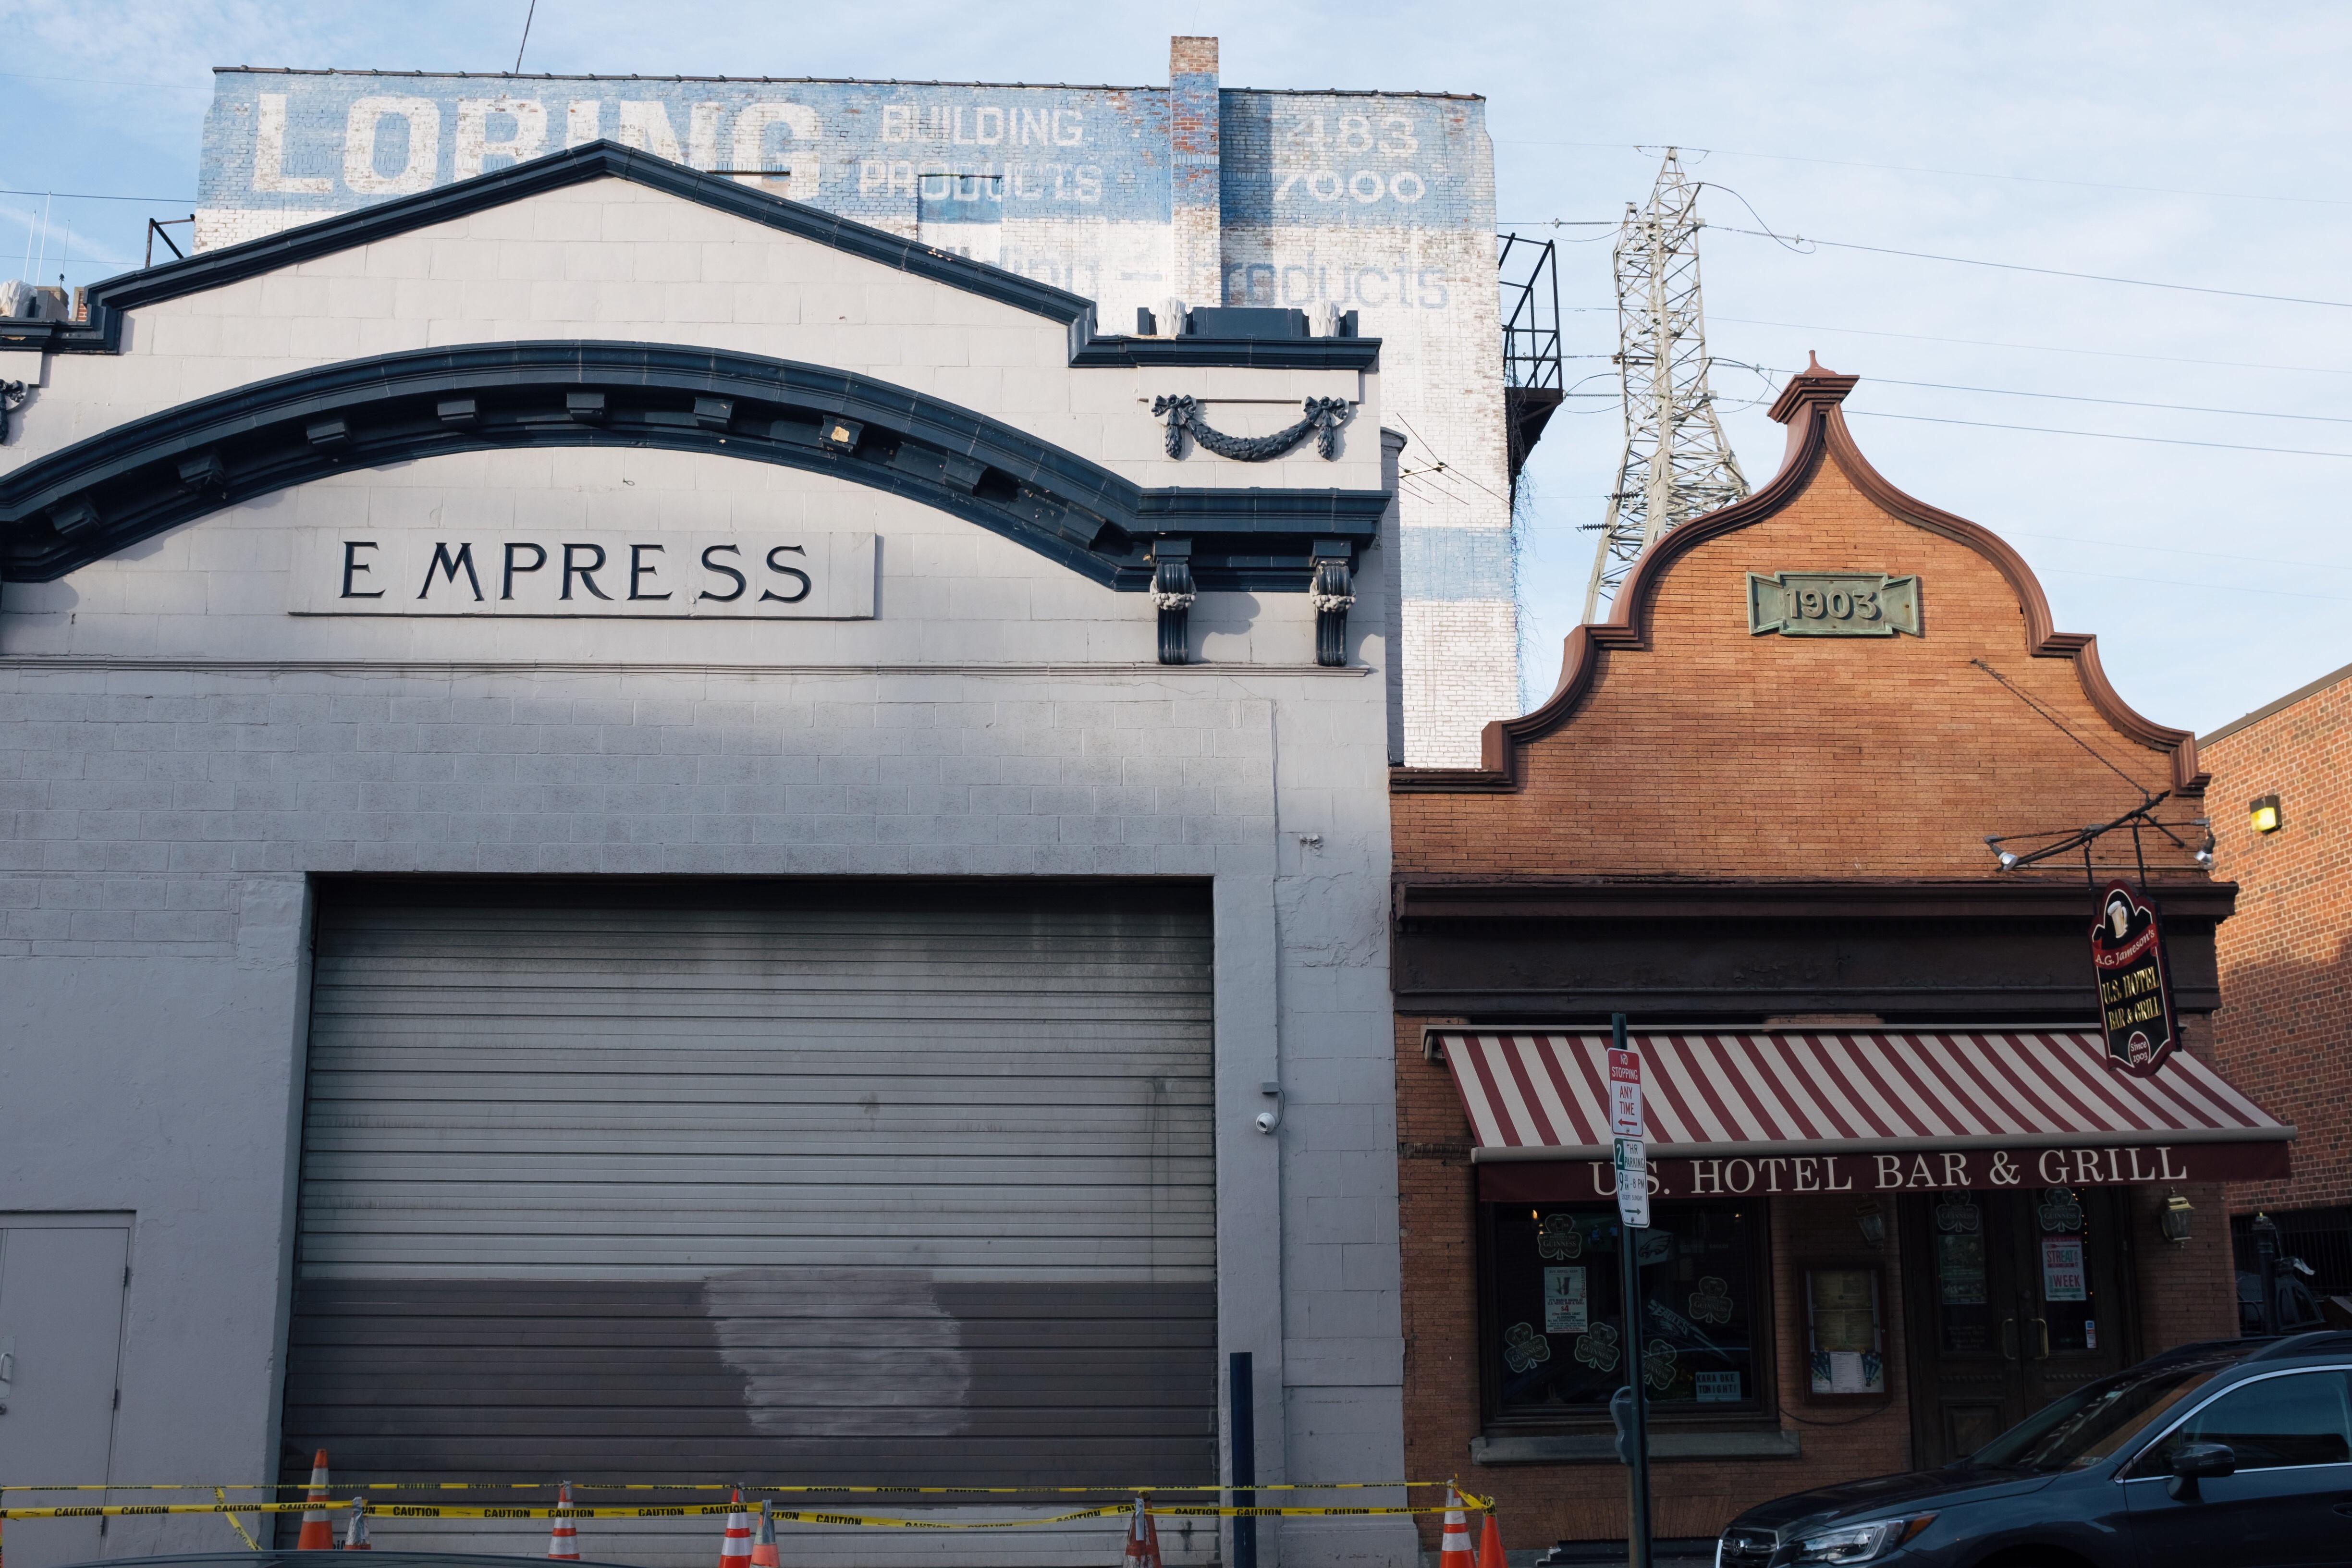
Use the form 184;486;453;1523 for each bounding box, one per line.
1388;361;2291;1549
2201;660;2352;1305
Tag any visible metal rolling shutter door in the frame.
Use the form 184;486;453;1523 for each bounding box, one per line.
282;879;1215;1487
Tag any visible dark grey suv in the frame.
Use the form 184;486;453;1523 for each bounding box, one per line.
1716;1331;2352;1568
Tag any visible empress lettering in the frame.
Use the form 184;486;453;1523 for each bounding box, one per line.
292;530;877;619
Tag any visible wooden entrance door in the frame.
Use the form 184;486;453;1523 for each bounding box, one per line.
1900;1187;2137;1467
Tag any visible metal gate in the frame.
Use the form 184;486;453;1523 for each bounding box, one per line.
282;878;1215;1497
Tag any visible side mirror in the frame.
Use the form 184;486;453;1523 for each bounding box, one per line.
2166;1442;2237;1501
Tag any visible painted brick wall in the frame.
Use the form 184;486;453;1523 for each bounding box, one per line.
191;40;1519;767
2201;665;2352;1215
3;171;1415;1567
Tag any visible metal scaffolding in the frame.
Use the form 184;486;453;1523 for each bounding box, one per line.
1581;149;1750;623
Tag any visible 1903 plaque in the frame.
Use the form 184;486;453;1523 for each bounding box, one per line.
1748;572;1922;637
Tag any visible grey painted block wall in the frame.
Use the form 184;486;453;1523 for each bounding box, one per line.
0;177;1410;1566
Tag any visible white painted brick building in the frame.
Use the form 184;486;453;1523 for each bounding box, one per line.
0;147;1409;1568
190;36;1519;765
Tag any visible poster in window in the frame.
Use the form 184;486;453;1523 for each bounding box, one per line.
1937;1232;1987;1305
2040;1236;2088;1302
1694;1371;1741;1402
1806;1268;1885;1396
1544;1267;1589;1333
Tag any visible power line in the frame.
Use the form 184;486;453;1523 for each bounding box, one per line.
0;71;209;93
2038;567;2352;605
1491;137;2352;209
2007;529;2352;575
1713;224;2352;310
1847;408;2352;459
513;0;540;74
1712;314;2352;378
1738;365;2352;426
0;188;195;205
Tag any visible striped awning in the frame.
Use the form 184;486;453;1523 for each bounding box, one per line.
1432;1029;2292;1196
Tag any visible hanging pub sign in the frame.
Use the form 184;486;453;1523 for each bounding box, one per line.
2089;879;2177;1074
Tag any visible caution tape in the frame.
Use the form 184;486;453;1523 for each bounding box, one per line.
3;1498;1493;1526
1;1479;1462;1494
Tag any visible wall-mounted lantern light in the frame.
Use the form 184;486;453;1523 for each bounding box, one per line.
1855;1201;1887;1250
2250;794;2283;835
2158;1191;2194;1247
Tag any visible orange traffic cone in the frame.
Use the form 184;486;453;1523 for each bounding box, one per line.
749;1502;780;1568
343;1498;372;1551
1477;1510;1505;1568
296;1451;336;1551
1119;1496;1157;1568
1437;1487;1475;1568
716;1487;753;1568
547;1481;580;1562
1139;1503;1166;1568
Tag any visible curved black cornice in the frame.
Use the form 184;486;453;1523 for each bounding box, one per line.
0;141;1380;373
0;341;1388;590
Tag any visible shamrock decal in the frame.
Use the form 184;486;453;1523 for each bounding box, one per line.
1503;1322;1552;1374
1688;1276;1734;1325
1537;1213;1583;1260
2038;1188;2084;1234
1643;1339;1678;1391
1573;1322;1621;1373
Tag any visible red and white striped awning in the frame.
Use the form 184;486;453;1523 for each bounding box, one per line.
1433;1029;2291;1194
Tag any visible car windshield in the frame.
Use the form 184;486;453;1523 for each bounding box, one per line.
1969;1358;2235;1472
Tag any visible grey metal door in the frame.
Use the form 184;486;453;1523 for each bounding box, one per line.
283;878;1215;1493
0;1221;130;1568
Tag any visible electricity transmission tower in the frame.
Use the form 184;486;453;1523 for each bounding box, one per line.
1581;148;1750;623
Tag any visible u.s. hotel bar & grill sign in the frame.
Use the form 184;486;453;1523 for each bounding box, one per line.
1433;1028;2293;1202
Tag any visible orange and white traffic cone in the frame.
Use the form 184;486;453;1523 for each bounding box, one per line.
1437;1487;1475;1568
547;1481;580;1562
343;1498;372;1551
749;1502;780;1568
296;1451;336;1551
1139;1502;1165;1568
716;1487;753;1568
1476;1509;1505;1568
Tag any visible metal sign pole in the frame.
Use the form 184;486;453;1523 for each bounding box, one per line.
1611;1012;1654;1568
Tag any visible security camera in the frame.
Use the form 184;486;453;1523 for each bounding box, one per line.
1255;1110;1279;1134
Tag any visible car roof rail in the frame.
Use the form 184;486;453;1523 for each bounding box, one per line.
2141;1336;2257;1365
2243;1330;2352;1362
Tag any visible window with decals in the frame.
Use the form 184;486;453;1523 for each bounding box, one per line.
1484;1202;1764;1417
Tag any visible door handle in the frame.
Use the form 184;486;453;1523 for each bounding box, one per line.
2000;1318;2018;1361
2031;1318;2050;1360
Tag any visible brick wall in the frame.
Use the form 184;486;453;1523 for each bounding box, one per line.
2200;665;2352;1215
1394;453;2194;879
1391;402;2237;1544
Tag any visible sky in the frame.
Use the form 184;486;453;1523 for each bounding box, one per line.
5;0;2350;738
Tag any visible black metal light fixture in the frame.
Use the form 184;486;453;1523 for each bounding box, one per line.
2250;794;2282;835
2158;1191;2194;1246
1854;1200;1887;1250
